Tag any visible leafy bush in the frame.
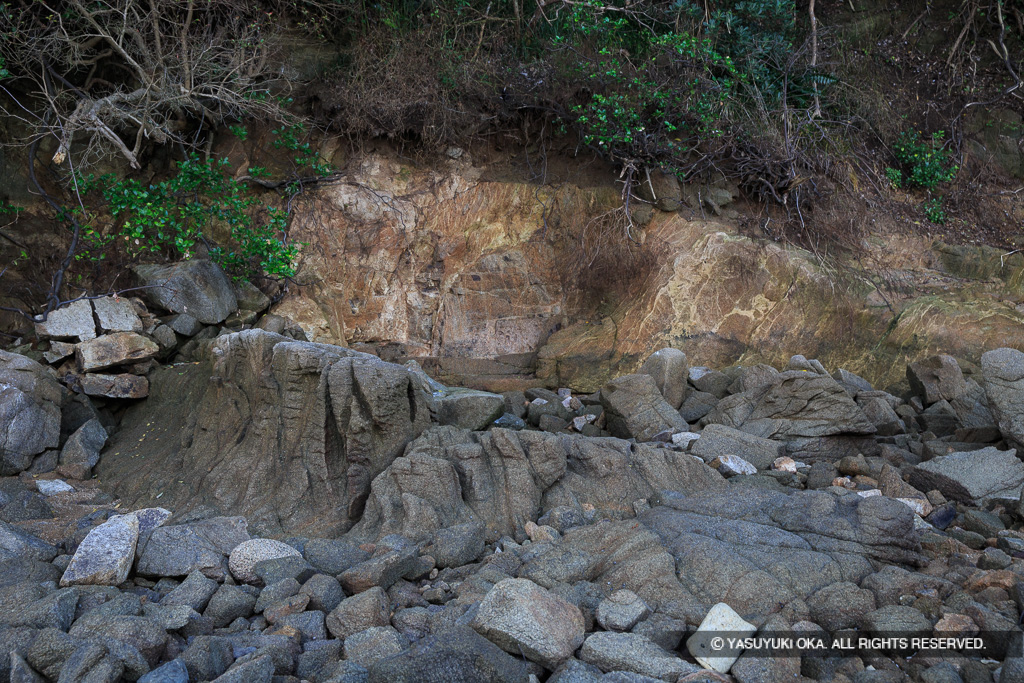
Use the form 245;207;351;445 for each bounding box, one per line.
79;156;300;278
891;131;958;189
923;197;947;224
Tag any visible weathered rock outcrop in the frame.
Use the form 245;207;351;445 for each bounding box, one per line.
0;350;62;474
97;330;431;535
348;426;725;543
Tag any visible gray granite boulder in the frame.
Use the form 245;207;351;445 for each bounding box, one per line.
133;259;238;324
58;418;107;479
366;625;528;683
436;389;505;431
704;371;876;440
470;578;584;670
135;517;249;580
0;350;63;474
60;513;139;586
909;446;1024;505
599;374;689;441
638;348;688;410
982;347;1024;448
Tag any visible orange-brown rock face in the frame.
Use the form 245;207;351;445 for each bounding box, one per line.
275;152;1024;392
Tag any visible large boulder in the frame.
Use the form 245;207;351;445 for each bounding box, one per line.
76;332;159;372
638;348;689;410
599;374;689;441
907;354;968;405
0;350;62;474
436;389;505;430
58;418;107;479
470;578;585;670
981;347;1024;448
60;513;139;586
133;259;238;324
135;516;250;580
909;447;1024;505
704;371;876;441
368;626;528;683
98;330;431;536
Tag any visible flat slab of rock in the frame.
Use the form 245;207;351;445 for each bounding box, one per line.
134;259;238;324
34;299;96;341
692;424;785;471
77;373;149;399
76;332;159;372
909;446;1024;505
36;479;74;496
579;631;699;680
93;297;143;333
470;578;585;670
982;347;1024;448
60;513;140;586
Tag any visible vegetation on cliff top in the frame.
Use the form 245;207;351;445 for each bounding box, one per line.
0;0;1021;320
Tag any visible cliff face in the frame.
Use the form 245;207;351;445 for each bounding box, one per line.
269;150;1024;393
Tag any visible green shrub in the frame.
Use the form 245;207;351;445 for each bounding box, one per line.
923;197;947;224
892;131;957;189
79;155;300;278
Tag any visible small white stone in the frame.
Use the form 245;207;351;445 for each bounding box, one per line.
709;454;757;476
687;602;756;673
897;497;933;517
772;456;798;473
671;431;701;448
856;489;882;498
36;479;74;496
531;398;548;405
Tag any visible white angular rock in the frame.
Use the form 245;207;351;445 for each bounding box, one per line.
671;431;701;448
93;296;143;333
34;300;96;341
60;513;140;586
896;497;933;517
470;578;585;670
708;454;757;477
857;489;882;498
36;479;74;496
228;538;302;584
772;456;798;473
687;602;756;674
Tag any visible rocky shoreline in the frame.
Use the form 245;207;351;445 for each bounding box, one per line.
4;271;1024;681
